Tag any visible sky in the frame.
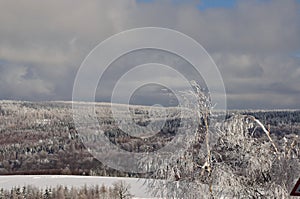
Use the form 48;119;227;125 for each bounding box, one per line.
0;0;299;109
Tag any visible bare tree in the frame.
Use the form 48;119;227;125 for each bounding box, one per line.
112;180;133;199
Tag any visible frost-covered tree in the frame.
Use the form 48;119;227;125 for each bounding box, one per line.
143;83;300;198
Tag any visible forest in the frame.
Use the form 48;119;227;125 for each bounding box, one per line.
0;180;133;199
0;100;299;198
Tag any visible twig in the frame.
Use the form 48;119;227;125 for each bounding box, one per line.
249;116;279;154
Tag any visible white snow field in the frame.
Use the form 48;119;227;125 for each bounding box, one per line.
0;175;156;199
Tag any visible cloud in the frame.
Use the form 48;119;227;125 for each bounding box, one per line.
0;0;299;109
0;64;54;100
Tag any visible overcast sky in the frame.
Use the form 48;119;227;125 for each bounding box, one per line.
0;0;299;109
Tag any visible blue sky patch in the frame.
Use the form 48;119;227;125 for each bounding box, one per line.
136;0;237;10
198;0;237;10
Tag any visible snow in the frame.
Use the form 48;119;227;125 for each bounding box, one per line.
0;175;156;199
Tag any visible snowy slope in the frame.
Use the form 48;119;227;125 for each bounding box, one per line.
0;175;156;198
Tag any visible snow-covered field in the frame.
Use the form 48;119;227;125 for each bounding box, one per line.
0;175;155;199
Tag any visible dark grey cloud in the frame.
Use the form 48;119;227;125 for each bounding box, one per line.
95;49;206;104
0;0;299;109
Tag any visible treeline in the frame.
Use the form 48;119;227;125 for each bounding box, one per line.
0;180;133;199
241;110;300;126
